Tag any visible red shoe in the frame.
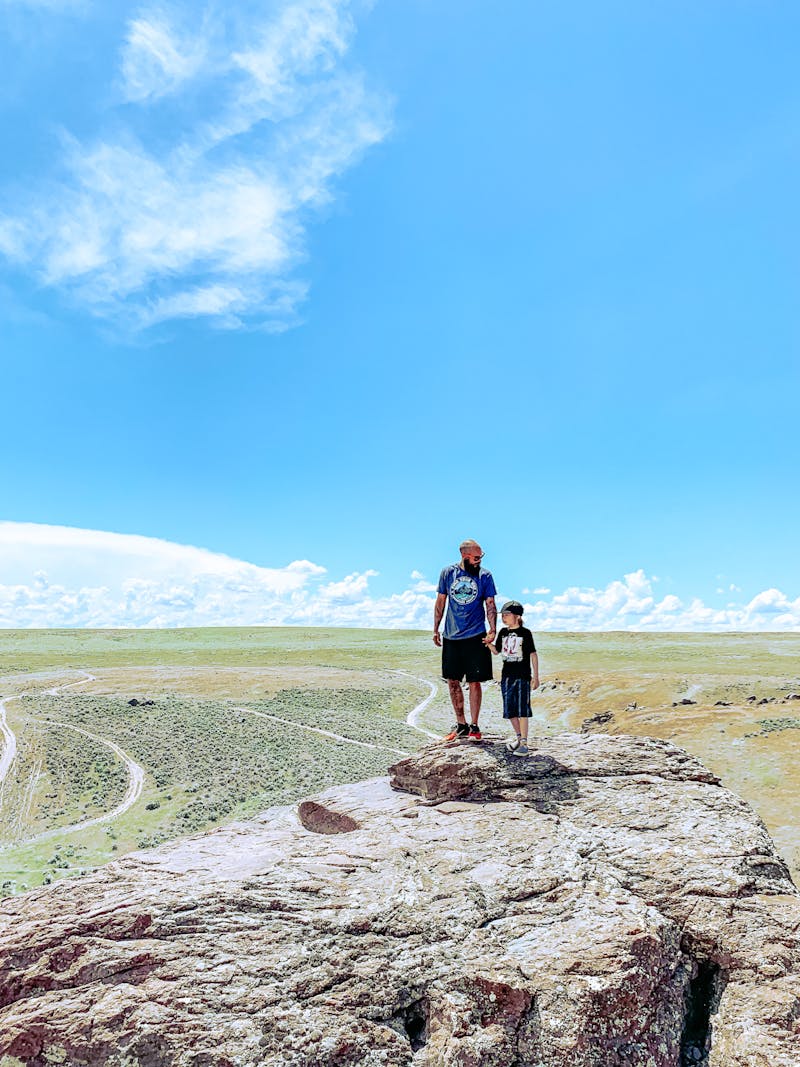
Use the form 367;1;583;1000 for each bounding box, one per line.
443;723;469;742
468;723;482;741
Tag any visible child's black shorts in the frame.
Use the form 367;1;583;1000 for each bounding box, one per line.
442;634;493;683
501;677;532;718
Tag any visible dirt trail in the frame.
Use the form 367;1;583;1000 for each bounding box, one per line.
0;671;145;847
0;698;17;786
1;671;96;788
233;706;410;757
19;719;145;844
44;672;97;696
394;671;440;738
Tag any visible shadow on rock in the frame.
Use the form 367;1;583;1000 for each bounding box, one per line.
389;740;580;813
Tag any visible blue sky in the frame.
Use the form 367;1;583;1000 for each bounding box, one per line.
0;0;798;629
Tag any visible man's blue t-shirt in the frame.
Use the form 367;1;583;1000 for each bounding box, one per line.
438;563;497;640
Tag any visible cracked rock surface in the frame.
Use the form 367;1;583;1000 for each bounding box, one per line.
1;733;799;1066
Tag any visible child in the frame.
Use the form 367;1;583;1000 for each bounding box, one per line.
490;600;540;756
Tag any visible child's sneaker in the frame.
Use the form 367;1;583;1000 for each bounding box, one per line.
467;723;482;741
506;736;521;751
443;723;469;742
512;743;530;757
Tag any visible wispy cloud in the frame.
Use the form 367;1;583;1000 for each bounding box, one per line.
0;0;391;330
0;524;798;631
120;9;209;102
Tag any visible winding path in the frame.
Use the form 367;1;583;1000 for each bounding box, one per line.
0;671;96;788
233;706;411;757
44;671;97;697
395;671;440;739
234;669;444;752
0;698;17;786
0;670;145;848
19;719;145;844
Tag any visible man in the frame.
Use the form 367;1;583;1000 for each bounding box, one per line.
433;539;497;741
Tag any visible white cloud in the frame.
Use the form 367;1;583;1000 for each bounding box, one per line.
0;526;798;631
120;10;209;102
518;570;800;632
318;569;378;603
0;0;391;330
409;571;436;594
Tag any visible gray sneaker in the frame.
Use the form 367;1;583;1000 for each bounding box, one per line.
505;736;521;751
512;743;530;757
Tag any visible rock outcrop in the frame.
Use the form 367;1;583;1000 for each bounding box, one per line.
1;733;799;1066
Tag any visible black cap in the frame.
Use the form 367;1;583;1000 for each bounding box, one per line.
501;600;524;616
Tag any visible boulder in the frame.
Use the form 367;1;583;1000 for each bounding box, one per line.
0;734;798;1066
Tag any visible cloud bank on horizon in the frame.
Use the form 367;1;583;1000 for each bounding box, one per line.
0;0;389;330
1;522;798;631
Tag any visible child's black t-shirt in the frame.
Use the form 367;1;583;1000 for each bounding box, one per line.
494;626;537;680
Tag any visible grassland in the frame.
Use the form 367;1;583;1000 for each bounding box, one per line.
1;628;799;895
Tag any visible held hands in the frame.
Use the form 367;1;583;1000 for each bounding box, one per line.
482;631;496;646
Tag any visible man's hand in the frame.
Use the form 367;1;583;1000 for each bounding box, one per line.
433;631;442;646
483;631;496;646
532;677;540;690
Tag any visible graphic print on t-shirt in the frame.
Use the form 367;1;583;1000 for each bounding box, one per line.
450;576;478;605
501;632;524;662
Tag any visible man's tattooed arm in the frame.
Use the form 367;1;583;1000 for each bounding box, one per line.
485;596;497;637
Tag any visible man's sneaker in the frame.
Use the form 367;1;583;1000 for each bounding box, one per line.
468;723;482;742
443;723;469;742
506;736;521;752
512;743;530;757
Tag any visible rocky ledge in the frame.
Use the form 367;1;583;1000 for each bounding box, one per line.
1;734;799;1067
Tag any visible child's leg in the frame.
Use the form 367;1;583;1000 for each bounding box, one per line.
519;679;531;742
503;681;522;748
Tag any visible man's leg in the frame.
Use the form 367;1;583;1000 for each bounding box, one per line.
442;639;470;740
442;678;471;741
466;682;484;740
467;681;482;724
448;679;467;723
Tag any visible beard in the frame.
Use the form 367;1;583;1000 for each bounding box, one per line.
462;559;481;576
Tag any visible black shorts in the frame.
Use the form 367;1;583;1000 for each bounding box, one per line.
442;634;493;683
501;677;532;718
